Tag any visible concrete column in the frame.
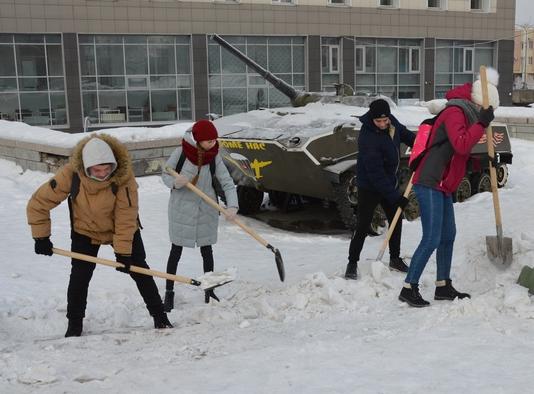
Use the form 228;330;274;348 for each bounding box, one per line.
192;34;209;120
307;35;321;92
342;36;354;89
497;39;514;106
424;37;435;101
62;33;83;133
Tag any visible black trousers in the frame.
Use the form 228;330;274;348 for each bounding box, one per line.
348;188;402;264
66;230;164;320
165;244;214;291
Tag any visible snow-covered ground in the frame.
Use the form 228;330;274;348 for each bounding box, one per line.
1;137;534;393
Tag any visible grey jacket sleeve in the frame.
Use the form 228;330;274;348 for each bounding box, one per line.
161;147;183;189
214;154;239;209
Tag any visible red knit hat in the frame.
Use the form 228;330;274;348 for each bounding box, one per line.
192;120;218;142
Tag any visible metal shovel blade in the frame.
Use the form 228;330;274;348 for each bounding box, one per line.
267;244;285;282
274;249;285;282
486;235;513;267
198;269;236;290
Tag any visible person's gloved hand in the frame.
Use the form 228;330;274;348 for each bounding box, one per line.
395;196;409;211
173;174;189;189
225;207;238;221
34;237;53;256
115;254;132;273
478;106;494;128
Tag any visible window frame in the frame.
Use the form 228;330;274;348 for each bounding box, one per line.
463;48;474;73
355;46;365;72
328;0;350;6
409;47;420;73
378;0;399;8
272;0;296;5
322;43;340;74
469;0;489;12
427;0;447;10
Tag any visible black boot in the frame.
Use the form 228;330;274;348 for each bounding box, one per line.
434;279;471;301
389;257;409;273
344;262;358;280
153;313;173;329
163;290;174;312
65;318;83;337
204;289;220;304
398;284;430;307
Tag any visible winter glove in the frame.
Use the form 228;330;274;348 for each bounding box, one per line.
395;196;409;211
478;106;494;128
34;237;53;256
115;254;132;274
173;173;189;189
225;207;238;221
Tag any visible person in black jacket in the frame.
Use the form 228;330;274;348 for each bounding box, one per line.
345;99;416;280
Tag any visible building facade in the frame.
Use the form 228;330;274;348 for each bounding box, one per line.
0;0;515;132
514;26;534;89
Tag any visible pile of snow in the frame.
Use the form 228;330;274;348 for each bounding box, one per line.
1;136;534;392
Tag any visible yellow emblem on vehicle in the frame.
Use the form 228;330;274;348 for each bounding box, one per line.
250;159;272;179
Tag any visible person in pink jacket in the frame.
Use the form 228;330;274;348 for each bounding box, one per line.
399;69;499;307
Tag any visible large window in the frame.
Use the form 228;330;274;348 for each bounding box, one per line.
79;35;192;125
0;34;67;127
208;36;305;116
435;40;495;98
321;37;340;92
354;38;422;103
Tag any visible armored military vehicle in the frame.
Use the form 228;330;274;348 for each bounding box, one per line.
211;35;513;230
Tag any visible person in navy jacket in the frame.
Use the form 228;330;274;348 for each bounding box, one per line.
345;99;416;280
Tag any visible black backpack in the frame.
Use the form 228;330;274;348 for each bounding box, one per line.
174;151;226;203
50;172;122;229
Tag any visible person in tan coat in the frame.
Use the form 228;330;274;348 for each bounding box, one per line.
27;134;172;337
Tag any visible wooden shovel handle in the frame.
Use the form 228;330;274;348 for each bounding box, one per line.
52;248;200;286
165;167;269;248
479;65;503;229
376;173;414;262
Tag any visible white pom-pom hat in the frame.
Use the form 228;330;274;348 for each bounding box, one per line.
471;67;500;109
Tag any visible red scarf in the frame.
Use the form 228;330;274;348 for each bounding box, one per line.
181;139;219;185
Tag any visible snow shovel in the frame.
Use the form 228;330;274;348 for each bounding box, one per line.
375;173;414;263
165;166;285;282
479;65;513;267
52;248;233;291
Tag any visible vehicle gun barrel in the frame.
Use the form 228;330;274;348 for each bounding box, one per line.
211;34;299;101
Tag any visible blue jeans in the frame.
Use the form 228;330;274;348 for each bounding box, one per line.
404;185;456;284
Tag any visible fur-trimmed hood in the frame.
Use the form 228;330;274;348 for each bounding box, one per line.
70;134;132;186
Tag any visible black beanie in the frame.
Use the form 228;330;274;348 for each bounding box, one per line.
369;99;391;119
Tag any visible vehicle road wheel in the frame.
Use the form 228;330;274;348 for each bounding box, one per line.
237;186;264;215
471;172;491;194
268;190;289;209
496;164;509;188
453;177;472;203
333;172;386;232
333;172;358;230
